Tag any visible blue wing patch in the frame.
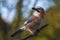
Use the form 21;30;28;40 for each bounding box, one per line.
24;18;32;24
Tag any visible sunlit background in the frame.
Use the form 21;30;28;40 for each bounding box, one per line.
0;0;60;40
0;0;54;23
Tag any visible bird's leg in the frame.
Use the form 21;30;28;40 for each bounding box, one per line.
27;29;35;35
27;29;38;36
27;29;33;34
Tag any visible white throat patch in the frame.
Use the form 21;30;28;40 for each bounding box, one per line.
33;11;40;17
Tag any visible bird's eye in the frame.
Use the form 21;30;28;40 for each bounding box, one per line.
37;11;40;12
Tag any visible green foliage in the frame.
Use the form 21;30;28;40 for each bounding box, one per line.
53;0;60;5
0;0;60;40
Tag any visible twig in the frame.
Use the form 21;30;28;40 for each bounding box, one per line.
21;24;48;40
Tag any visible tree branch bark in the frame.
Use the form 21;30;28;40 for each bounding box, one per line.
21;24;48;40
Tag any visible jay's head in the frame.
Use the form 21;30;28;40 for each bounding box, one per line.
32;7;45;17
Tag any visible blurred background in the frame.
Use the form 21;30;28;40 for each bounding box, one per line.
0;0;60;40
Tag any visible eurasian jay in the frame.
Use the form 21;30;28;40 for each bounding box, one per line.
11;7;45;37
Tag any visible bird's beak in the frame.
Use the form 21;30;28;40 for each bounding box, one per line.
32;7;37;10
32;7;39;12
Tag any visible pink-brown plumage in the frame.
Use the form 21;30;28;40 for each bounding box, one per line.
23;7;45;33
11;7;45;37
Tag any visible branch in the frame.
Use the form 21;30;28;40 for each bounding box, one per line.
21;24;48;40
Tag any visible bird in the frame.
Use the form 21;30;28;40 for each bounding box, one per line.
11;7;45;37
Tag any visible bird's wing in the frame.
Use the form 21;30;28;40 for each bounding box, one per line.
24;15;39;25
24;18;33;25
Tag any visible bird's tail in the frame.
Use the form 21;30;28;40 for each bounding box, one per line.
11;29;24;37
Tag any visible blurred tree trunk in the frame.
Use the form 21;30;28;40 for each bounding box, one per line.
11;0;23;38
0;0;23;39
0;14;10;40
11;0;22;30
15;0;22;28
